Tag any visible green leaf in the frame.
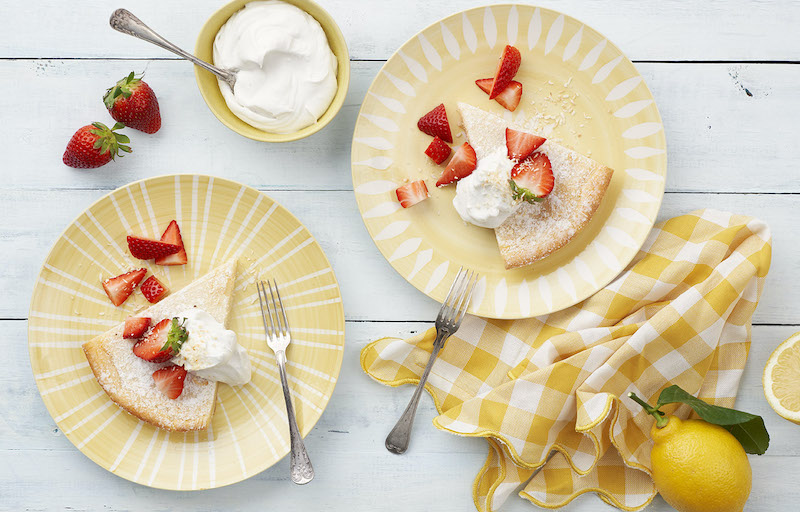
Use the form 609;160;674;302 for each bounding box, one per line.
656;385;770;455
161;317;189;354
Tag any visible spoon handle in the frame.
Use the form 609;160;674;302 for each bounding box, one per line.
109;9;236;88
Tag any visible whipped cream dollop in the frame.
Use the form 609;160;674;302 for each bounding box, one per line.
453;148;520;228
171;309;251;386
213;0;338;133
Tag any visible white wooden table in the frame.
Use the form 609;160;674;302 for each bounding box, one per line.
3;1;799;510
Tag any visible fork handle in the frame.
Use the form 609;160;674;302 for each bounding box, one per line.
385;332;449;454
276;350;314;484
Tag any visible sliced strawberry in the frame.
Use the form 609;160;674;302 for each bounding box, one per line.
152;365;188;399
424;136;452;165
475;78;493;95
436;142;477;187
154;220;188;266
101;268;147;306
510;152;555;202
396;180;430;208
495;81;522;112
133;318;173;362
417;103;453;143
489;45;521;99
506;128;546;161
127;235;180;260
140;276;168;303
123;316;151;339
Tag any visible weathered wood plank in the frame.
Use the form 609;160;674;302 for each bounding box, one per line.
1;60;797;193
4;320;798;511
2;0;798;61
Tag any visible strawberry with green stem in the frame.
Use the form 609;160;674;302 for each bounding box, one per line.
104;72;162;134
63;122;131;169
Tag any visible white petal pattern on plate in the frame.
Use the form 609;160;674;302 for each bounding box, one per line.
544;14;564;55
594;242;621;270
355;180;398;195
388;238;421;262
418;33;442;71
616;207;652;224
579;39;606;71
538;276;553;310
368;92;407;114
359;113;399;132
557;267;578;302
605;226;639;249
374;221;411;241
483;7;497;48
563;25;583;61
363;202;401;218
506;5;518;45
625;168;664;182
494;278;508;317
606;76;643;101
408;249;433;280
574;257;598;288
398;51;428;83
352;156;393;170
353;137;394;151
382;70;416;97
441;22;460;60
622;122;663;139
592;55;623;84
625;146;666;159
425;261;449;293
613;99;653;118
471;276;487;310
527;8;542;49
462;12;477;53
623;189;659;203
518;279;531;317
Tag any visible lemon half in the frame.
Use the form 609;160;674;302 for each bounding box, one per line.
763;331;800;424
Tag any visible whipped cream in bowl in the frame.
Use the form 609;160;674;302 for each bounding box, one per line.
171;308;251;386
211;0;340;135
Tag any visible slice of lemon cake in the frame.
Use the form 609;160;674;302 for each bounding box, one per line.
83;259;237;431
457;102;613;268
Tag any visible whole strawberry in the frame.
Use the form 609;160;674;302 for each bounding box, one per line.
62;122;131;169
103;72;161;133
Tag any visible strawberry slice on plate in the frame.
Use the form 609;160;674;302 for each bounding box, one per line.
417;103;453;143
152;365;188;399
140;275;168;303
396;180;430;208
437;142;477;187
495;81;522;112
154;220;187;266
123;316;151;339
489;45;521;99
506;128;546;161
127;235;180;260
510;152;554;202
424;136;451;165
475;78;493;94
102;268;147;306
133;318;174;362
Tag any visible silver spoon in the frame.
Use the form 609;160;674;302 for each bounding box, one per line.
109;8;237;90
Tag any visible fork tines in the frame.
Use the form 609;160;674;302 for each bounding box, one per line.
257;279;290;341
438;267;478;328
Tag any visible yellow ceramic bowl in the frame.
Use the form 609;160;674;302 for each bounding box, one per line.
194;0;350;142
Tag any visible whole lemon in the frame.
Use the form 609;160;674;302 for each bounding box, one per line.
650;416;752;512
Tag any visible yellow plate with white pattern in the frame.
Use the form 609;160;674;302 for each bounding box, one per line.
351;5;666;319
28;175;345;489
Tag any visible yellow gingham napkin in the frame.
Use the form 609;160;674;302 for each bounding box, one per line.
361;210;771;511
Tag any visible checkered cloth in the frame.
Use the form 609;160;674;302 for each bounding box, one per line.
361;210;772;511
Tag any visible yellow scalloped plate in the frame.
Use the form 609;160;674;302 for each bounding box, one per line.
28;175;345;489
351;5;666;319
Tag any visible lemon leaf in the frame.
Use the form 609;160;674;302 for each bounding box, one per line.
656;384;770;455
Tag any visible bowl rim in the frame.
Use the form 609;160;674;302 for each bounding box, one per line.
194;0;351;142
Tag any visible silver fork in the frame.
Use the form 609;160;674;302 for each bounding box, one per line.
257;280;314;484
385;268;478;454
